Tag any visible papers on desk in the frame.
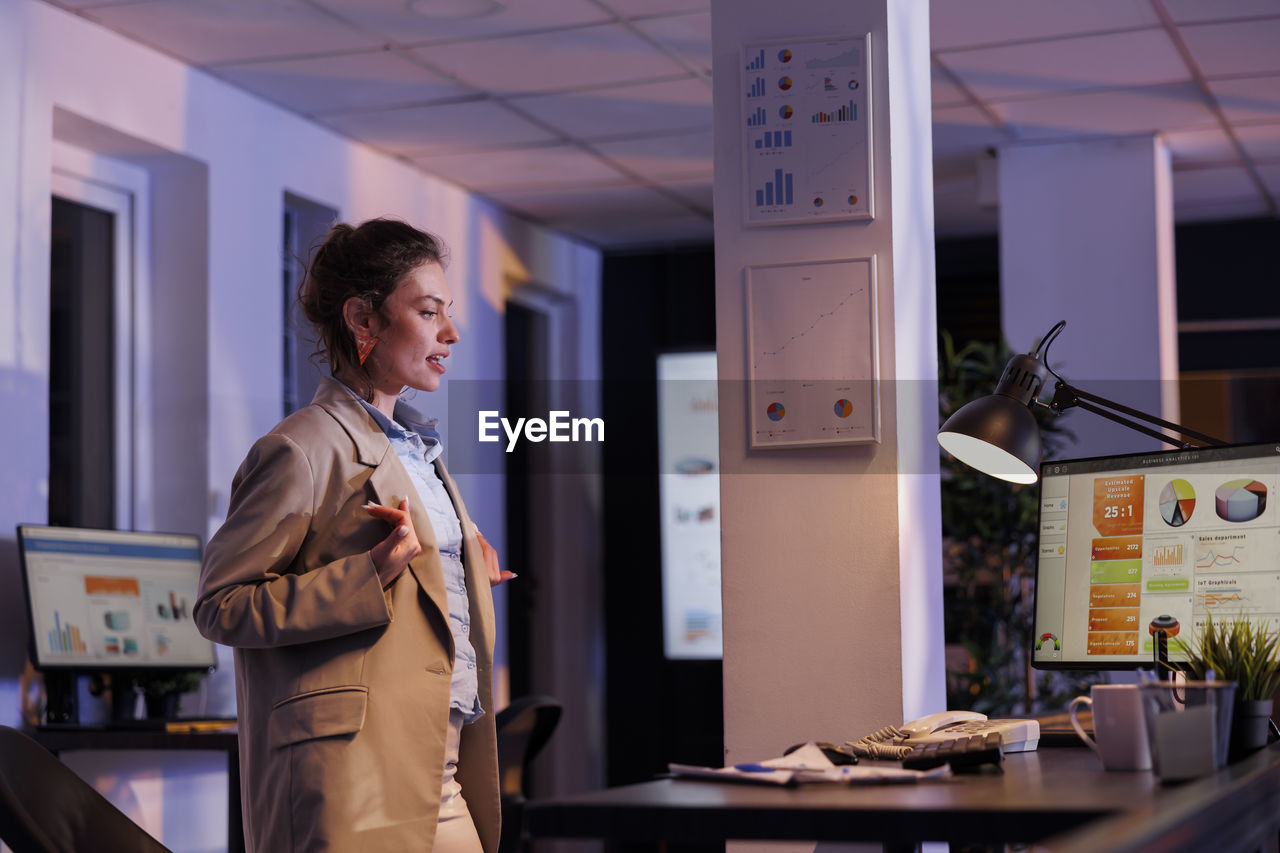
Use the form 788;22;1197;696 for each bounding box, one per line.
668;742;952;786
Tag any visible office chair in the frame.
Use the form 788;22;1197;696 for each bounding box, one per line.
0;726;171;853
495;695;562;853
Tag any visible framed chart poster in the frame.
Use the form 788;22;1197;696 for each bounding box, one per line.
746;257;879;449
741;34;873;225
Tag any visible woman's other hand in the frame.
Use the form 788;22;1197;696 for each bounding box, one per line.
476;529;516;587
365;499;422;588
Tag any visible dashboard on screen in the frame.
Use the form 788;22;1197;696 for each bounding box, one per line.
657;351;723;660
1033;442;1279;669
18;525;217;670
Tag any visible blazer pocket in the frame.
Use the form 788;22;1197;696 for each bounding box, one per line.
268;685;368;749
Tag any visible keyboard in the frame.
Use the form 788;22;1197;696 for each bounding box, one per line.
902;731;1003;772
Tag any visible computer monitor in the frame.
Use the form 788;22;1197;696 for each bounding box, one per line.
17;524;217;671
1032;441;1278;670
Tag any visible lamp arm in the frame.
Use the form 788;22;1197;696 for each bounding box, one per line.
1042;380;1228;449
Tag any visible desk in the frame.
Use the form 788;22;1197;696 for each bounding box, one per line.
27;726;244;853
526;743;1280;852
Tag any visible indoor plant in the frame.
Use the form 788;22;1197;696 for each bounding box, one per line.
1170;614;1280;760
938;331;1095;713
133;670;204;720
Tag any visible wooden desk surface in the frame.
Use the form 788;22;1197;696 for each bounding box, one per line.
526;744;1280;849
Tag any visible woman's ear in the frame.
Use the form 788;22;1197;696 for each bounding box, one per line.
342;296;376;337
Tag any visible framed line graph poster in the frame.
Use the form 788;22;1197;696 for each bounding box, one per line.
746;257;879;449
741;34;873;226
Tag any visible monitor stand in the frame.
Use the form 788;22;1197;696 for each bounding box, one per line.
43;670;78;725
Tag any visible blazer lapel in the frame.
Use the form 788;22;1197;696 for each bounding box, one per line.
311;378;452;646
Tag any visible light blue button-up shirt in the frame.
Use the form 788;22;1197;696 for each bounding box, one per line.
345;386;483;724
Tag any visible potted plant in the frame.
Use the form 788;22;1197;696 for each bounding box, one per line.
134;670;204;720
938;331;1096;713
1169;614;1280;761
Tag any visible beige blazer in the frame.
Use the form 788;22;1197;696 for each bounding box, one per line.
195;378;499;853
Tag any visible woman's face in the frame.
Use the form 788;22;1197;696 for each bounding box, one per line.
367;261;458;394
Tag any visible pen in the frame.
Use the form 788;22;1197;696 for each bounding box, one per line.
733;763;775;772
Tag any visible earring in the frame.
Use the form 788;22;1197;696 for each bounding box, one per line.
356;332;379;366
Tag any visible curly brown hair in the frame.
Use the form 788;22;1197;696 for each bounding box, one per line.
299;218;448;400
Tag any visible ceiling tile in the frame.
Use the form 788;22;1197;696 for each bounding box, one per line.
311;0;611;46
320;99;557;155
931;64;969;108
631;12;712;76
930;0;1159;51
512;76;711;139
653;176;713;211
409;143;629;191
992;83;1217;140
1179;19;1280;78
82;0;383;65
596;0;709;17
1172;165;1259;204
409;23;689;94
1162;126;1238;164
932;105;1009;158
1255;162;1280;195
1207;75;1280;125
1162;0;1280;24
1235;122;1280;161
939;29;1187;103
589;129;713;180
483;182;683;219
485;183;708;246
214;51;469;115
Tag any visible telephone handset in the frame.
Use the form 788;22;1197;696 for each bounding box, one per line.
899;710;987;738
846;711;1039;760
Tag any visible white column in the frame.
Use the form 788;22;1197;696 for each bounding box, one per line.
711;0;944;785
999;135;1179;459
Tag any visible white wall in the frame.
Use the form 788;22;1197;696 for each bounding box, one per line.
711;0;944;784
0;0;600;848
999;135;1178;459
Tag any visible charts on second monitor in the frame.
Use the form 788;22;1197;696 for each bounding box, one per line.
741;35;872;224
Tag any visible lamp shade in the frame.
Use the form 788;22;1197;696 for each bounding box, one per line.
938;394;1041;484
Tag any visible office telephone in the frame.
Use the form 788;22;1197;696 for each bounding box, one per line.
846;710;1040;760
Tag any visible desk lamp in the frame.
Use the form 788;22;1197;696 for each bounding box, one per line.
937;320;1226;484
937;320;1227;679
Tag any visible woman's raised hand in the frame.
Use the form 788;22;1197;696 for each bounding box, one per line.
365;499;422;588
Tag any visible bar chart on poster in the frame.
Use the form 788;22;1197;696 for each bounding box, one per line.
741;35;872;225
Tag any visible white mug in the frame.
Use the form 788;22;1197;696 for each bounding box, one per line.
1069;684;1152;771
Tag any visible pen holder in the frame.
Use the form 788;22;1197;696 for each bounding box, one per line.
1140;680;1235;782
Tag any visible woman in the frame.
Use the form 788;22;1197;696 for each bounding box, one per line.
196;218;509;852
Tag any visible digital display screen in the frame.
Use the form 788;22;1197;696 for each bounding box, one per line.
1032;442;1280;669
18;525;217;670
657;352;723;660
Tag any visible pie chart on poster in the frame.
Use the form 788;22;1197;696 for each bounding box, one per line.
1159;479;1195;527
1215;479;1267;522
766;402;786;421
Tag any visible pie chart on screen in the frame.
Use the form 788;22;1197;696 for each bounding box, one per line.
1159;479;1195;527
1215;479;1267;522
